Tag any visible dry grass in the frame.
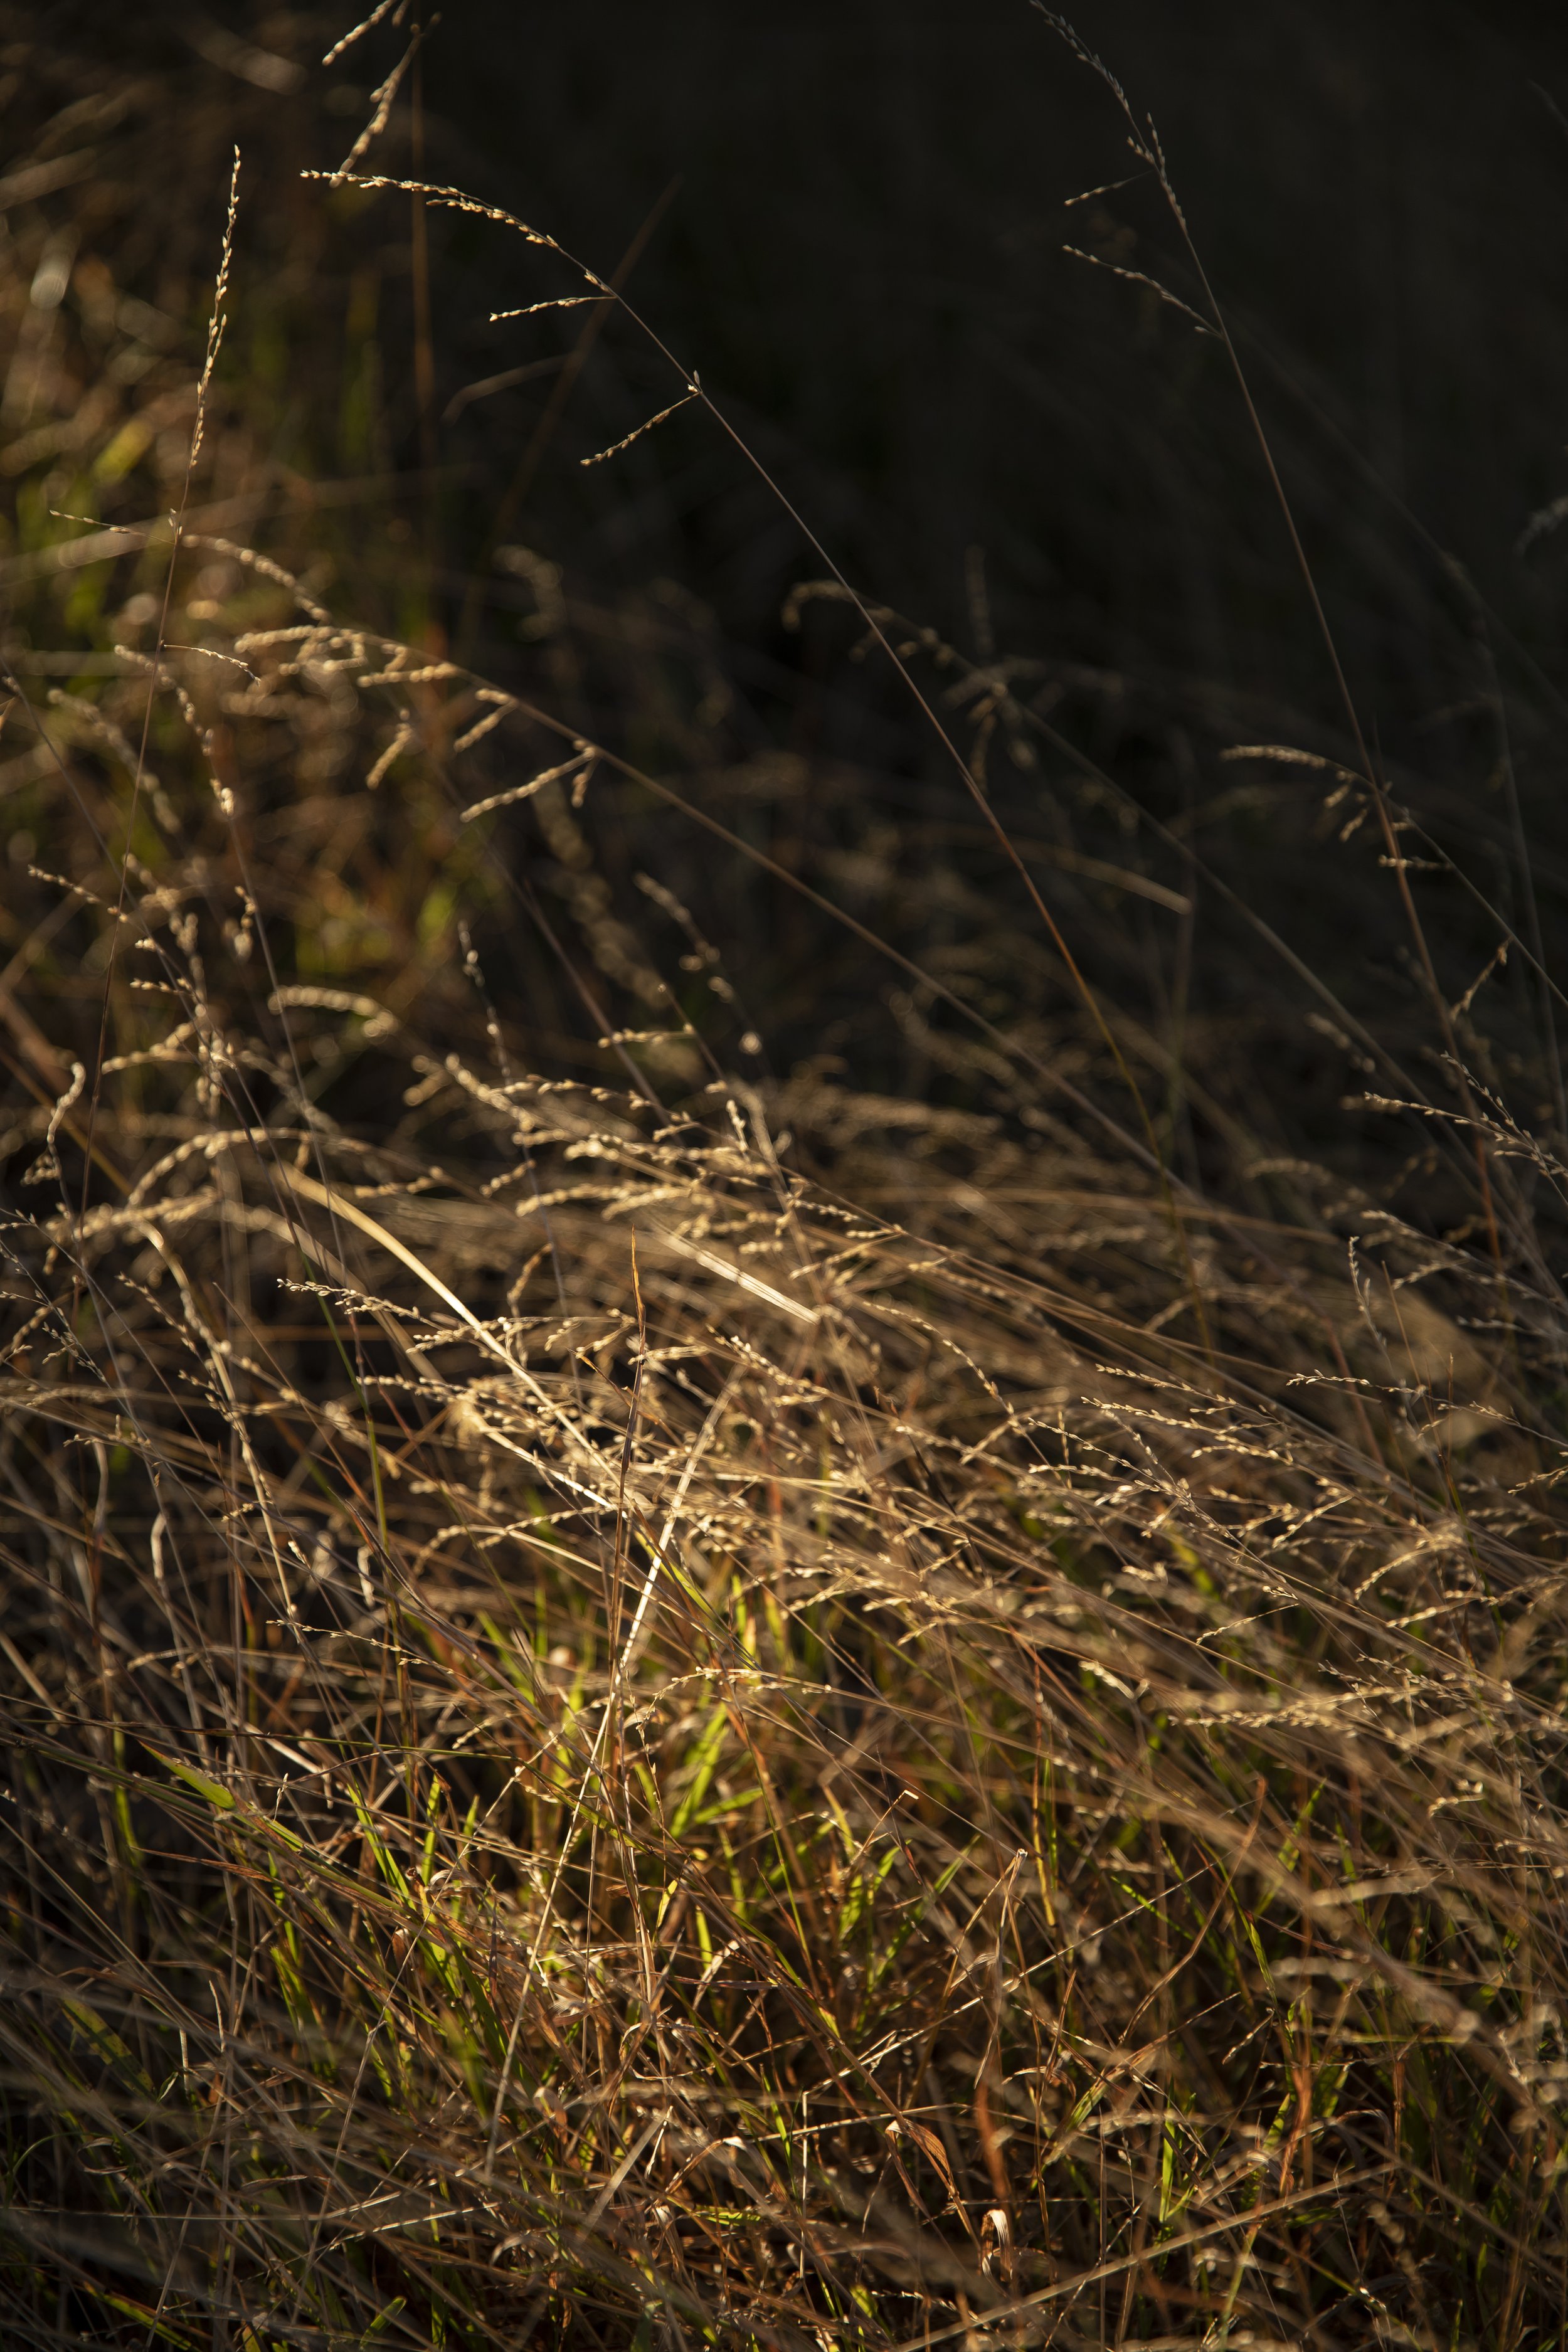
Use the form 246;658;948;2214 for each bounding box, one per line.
4;11;1568;2350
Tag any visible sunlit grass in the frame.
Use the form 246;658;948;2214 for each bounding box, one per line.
4;13;1568;2351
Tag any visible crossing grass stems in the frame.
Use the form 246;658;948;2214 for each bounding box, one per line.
4;11;1568;2351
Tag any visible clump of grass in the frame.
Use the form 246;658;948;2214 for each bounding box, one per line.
5;14;1568;2352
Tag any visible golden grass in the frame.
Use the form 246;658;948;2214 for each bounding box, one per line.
4;12;1568;2349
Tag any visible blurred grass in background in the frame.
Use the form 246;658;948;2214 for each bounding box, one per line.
11;1;1568;1177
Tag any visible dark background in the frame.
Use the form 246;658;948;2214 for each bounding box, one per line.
18;0;1568;1200
44;0;1568;714
396;0;1562;696
422;0;1568;687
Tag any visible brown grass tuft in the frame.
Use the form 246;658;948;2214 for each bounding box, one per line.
4;11;1568;2349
